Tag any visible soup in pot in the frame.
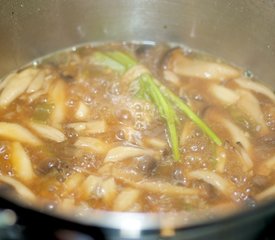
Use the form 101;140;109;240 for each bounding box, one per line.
0;42;274;215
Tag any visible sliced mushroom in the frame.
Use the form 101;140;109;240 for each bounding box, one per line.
74;137;109;155
0;68;39;107
189;170;234;196
165;49;240;81
0;122;41;146
10;142;35;181
49;79;67;127
210;84;240;105
235;77;275;102
113;188;140;211
104;146;156;163
29;122;66;142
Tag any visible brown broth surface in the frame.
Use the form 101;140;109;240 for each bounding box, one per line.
0;42;274;215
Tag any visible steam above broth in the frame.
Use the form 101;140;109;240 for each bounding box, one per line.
0;42;274;215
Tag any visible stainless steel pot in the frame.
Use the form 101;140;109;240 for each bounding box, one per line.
0;1;275;239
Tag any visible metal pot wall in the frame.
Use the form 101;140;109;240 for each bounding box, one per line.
0;1;275;240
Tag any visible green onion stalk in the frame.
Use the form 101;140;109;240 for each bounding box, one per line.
91;50;222;161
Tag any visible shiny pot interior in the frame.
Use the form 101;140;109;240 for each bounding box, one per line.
0;1;275;240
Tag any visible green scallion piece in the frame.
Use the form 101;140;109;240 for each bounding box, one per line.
139;74;180;160
154;80;223;146
90;50;223;161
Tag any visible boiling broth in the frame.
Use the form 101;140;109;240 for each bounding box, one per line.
0;42;274;215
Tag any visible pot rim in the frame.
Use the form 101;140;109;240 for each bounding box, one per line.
2;193;275;231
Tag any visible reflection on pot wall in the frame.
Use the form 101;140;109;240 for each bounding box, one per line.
0;0;275;88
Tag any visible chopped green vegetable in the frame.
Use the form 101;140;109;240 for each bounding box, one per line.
105;51;137;70
156;82;223;146
32;102;55;122
139;74;180;160
91;52;126;73
91;51;137;74
90;50;223;160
